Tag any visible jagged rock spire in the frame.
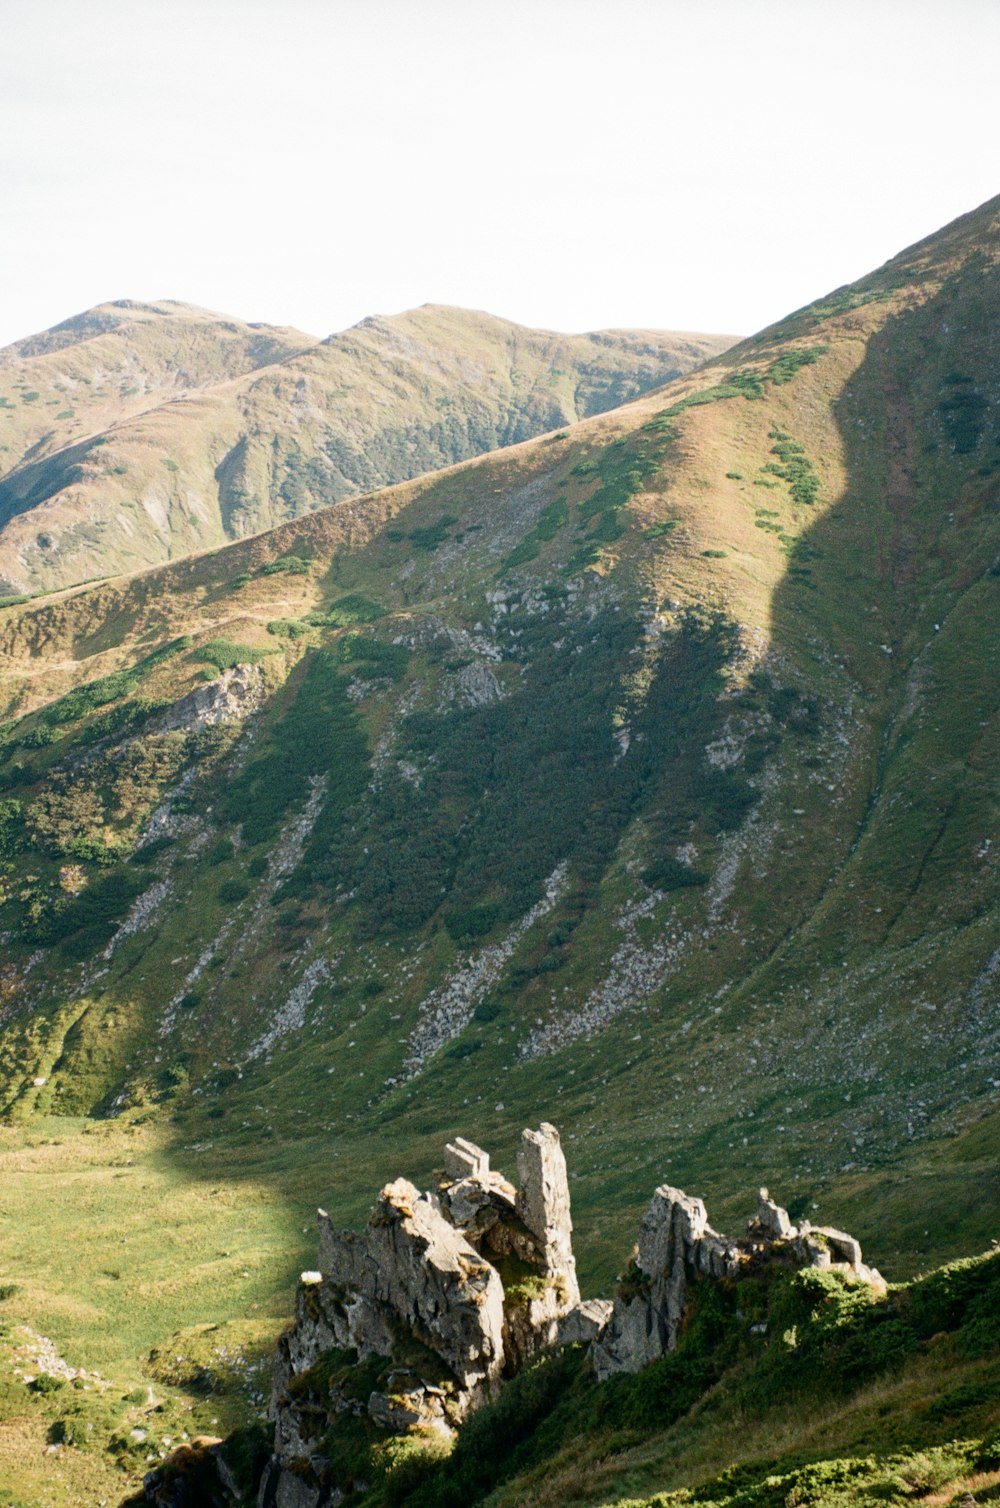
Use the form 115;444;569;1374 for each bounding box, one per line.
516;1122;580;1308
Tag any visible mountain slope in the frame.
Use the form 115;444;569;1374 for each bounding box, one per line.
0;194;999;1502
0;302;733;595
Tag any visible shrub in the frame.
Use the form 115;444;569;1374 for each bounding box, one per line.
314;593;386;627
338;636;409;683
267;618;312;639
767;344;829;385
224;650;369;849
445;903;505;941
258;554;312;576
763;428;820;506
37;637;191;727
43;868;146;957
130;835;175;866
50;1416;90;1447
503;498;569;571
642;854;709;890
196;639;276;671
445;1039;481;1061
19;726;55;748
406;515;458;551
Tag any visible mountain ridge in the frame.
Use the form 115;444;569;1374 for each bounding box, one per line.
0;302;734;596
1;192;999;1506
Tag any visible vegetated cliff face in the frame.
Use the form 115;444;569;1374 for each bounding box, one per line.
0;300;734;595
1;195;1000;1492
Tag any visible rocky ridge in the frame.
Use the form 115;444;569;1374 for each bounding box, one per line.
255;1125;879;1508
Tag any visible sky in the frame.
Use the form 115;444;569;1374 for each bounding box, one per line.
1;0;999;350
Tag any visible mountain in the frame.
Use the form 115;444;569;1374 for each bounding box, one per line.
0;301;734;595
1;194;1000;1504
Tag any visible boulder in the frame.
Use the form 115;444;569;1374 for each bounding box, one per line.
557;1298;614;1346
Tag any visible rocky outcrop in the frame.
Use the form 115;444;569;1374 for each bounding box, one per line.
257;1134;881;1506
149;664;268;734
591;1184;884;1380
318;1176;506;1396
260;1125;579;1507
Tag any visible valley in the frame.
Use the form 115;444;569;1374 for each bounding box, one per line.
0;194;999;1505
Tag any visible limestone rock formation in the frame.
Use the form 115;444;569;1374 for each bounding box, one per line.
592;1184;884;1380
516;1122;580;1308
256;1129;881;1506
557;1297;614;1346
320;1175;506;1394
260;1125;579;1507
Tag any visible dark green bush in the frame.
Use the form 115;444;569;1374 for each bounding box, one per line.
258;554;312;576
407;515;458;551
267;618;312;639
641;854;709;890
130;835;175;866
338;636;410;682
762;428;821;506
43;868;147;957
37;637;191;728
196;639;275;671
767;344;829;385
223;650;369;850
444;903;505;941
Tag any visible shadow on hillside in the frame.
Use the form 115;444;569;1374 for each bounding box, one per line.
152;257;1000;1299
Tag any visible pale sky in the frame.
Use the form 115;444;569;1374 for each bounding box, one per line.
1;0;998;350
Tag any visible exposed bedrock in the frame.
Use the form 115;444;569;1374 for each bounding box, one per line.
257;1134;880;1508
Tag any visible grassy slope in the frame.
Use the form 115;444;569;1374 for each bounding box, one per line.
305;1247;1000;1508
0;198;1000;1501
0;301;733;595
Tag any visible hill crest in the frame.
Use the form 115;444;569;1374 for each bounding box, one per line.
0;302;733;594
